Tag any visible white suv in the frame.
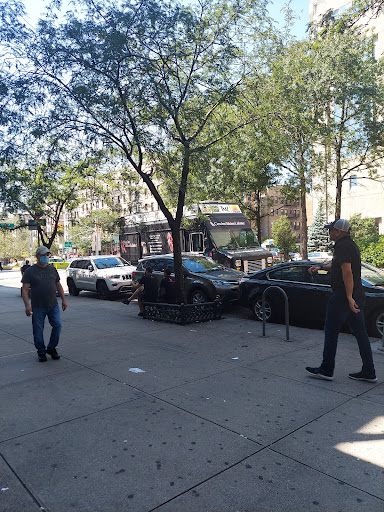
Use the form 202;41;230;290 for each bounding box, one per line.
66;255;136;300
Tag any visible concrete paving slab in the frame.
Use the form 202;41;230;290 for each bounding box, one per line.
0;397;261;512
0;368;145;441
0;457;43;512
91;345;237;393
0;332;34;357
156;448;384;512
153;329;320;366
360;381;384;405
272;398;384;500
60;335;160;367
156;367;348;445
0;352;82;387
247;346;384;397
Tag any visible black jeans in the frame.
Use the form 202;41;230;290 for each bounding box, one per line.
321;292;375;375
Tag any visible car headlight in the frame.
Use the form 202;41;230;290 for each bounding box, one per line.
240;277;250;284
210;279;230;286
267;257;273;263
108;275;121;279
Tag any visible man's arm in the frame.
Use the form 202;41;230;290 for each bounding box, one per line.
21;283;32;316
308;262;332;275
341;262;360;313
56;282;68;311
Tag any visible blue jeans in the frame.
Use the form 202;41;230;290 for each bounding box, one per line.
32;303;62;355
321;292;375;375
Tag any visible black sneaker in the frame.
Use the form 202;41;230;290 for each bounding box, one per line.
38;353;47;362
46;348;60;360
138;312;143;317
348;371;377;383
122;299;130;305
306;367;333;381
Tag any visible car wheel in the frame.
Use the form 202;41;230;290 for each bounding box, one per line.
97;281;110;300
67;278;80;296
189;289;208;304
369;309;384;338
252;296;279;322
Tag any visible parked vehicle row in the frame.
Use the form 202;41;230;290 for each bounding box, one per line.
238;261;384;338
64;253;384;338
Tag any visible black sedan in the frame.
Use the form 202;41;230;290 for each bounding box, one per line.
238;261;384;338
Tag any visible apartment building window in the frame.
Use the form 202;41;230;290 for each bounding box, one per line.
95;200;99;208
350;175;358;188
151;203;155;211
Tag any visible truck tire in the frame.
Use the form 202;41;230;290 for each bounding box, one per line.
67;278;80;296
189;288;208;304
97;281;110;300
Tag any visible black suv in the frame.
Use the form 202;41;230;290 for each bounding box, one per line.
133;254;244;303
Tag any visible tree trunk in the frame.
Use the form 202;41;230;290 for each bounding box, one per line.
255;190;262;244
335;142;342;219
300;173;308;260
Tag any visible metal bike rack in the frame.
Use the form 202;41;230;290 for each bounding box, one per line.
262;286;290;341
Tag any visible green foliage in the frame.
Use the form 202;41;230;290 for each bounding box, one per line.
308;207;329;252
349;214;378;240
271;215;297;259
67;210;121;255
360;235;384;268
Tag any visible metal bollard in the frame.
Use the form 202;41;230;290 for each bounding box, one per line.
262;286;290;341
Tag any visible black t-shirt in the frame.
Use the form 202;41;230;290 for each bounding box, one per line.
159;276;177;303
20;264;31;275
331;236;364;298
139;274;158;302
22;264;60;308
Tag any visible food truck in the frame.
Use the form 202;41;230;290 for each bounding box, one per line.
119;202;273;273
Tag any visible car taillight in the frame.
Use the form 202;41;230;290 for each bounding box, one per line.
132;271;137;278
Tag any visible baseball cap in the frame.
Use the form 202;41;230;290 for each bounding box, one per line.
35;246;51;256
324;219;351;232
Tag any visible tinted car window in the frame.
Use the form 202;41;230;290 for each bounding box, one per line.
150;259;169;272
78;259;91;269
69;260;79;268
361;264;384;286
311;270;331;285
268;266;309;283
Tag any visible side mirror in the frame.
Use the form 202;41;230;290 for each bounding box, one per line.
88;265;94;271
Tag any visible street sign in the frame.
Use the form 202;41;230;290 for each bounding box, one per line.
0;223;15;228
64;241;72;248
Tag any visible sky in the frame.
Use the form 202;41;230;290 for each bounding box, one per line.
25;0;309;39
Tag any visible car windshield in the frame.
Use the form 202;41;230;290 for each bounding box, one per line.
361;264;384;286
183;256;224;273
93;257;128;269
210;228;260;250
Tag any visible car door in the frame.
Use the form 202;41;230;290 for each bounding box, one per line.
80;259;97;290
267;264;331;326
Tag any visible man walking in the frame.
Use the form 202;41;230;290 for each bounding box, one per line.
306;219;377;382
22;246;67;362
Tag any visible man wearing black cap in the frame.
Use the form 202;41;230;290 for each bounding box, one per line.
21;246;67;362
306;219;376;383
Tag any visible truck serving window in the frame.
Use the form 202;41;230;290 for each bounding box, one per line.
210;229;260;250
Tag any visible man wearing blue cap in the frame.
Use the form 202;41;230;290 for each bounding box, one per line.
21;246;67;362
306;219;377;383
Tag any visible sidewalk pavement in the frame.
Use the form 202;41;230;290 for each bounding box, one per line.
1;277;384;512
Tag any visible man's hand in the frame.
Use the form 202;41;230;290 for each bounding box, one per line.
62;300;67;312
348;297;360;314
308;265;322;275
25;304;32;317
